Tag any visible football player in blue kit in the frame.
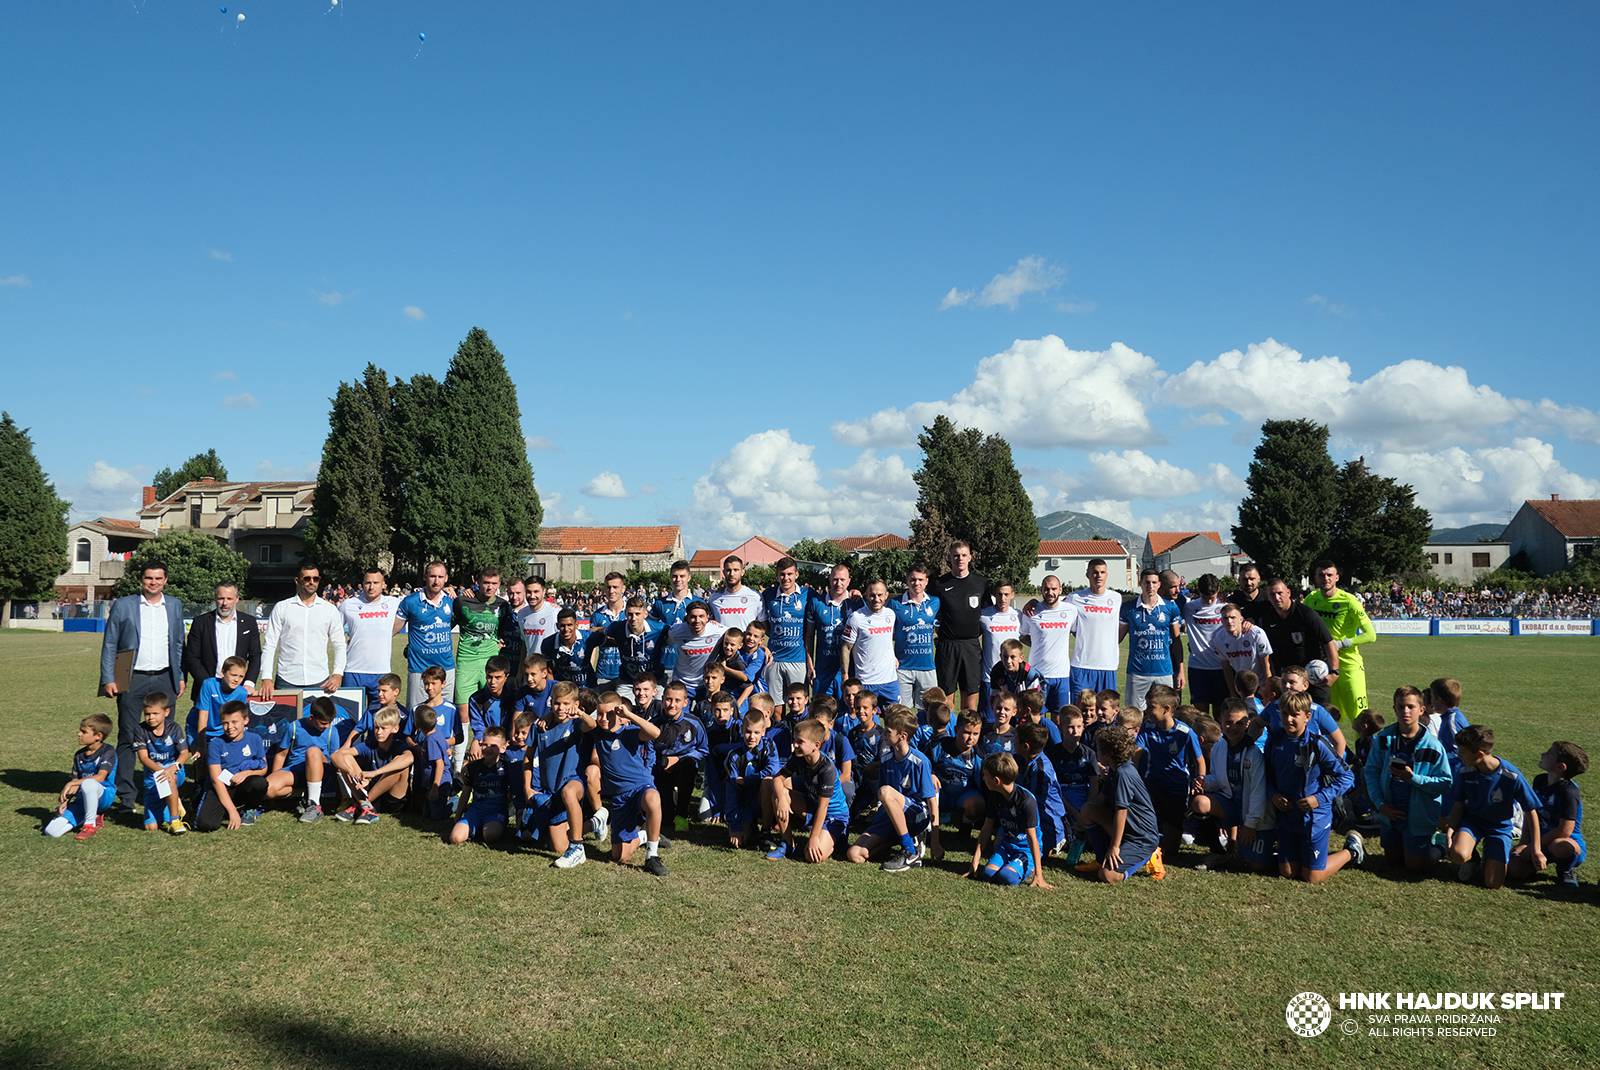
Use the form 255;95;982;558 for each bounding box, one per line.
578;692;668;876
1264;691;1364;884
969;752;1052;888
1511;740;1587;888
449;725;512;846
769;718;851;862
846;706;939;873
1443;724;1542;890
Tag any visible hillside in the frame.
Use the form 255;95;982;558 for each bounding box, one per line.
1035;509;1141;551
1428;523;1505;544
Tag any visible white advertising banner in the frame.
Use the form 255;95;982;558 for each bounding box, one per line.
1437;619;1512;636
1517;619;1593;636
1373;619;1431;636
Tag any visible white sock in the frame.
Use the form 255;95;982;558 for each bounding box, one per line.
307;780;323;806
646;839;660;858
45;816;73;838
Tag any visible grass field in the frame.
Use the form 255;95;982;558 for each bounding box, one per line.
3;631;1599;1070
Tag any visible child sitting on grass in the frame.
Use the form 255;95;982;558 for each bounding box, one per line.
1362;687;1451;873
769;718;850;863
969;752;1052;889
331;705;414;825
1511;740;1588;888
846;705;939;873
45;714;117;840
133;691;191;835
194;701;270;832
450;725;511;846
1443;725;1541;890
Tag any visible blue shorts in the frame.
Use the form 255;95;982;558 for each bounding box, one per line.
723;782;763;830
1188;668;1228;706
1239;827;1275;867
939;785;983;821
1459;820;1514;864
458;799;506;838
862;681;900;707
1215;792;1244;828
1380;825;1434;861
985;840;1036;883
1041;677;1074;711
608;786;654;843
342;672;385;703
527;790;572;829
1110;842;1155;875
1573;833;1589;868
793;813;848;844
1070;667;1118;697
1277;813;1334;871
865;801;930;841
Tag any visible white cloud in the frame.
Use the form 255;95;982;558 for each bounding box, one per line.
1184;411;1228;429
222;392;257;409
213;369;238;382
940;256;1065;312
582;471;629;499
208;248;234;263
1305;293;1349;316
315;289;352;306
1369;437;1600;525
64;460;147;519
833;335;1158;449
1;274;32;288
689;431;915;545
542;491;593;525
1056;300;1097;315
402;305;427;321
525;435;557;451
1518;399;1600;446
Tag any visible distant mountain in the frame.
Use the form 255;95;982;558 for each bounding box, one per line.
1035;510;1142;551
1428;523;1505;544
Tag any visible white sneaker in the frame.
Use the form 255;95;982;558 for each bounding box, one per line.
590;807;610;842
1181;832;1196;847
553;844;587;869
698;795;713;817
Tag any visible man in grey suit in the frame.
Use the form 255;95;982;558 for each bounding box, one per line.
99;560;186;805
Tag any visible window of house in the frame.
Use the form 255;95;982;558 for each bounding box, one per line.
1444;553;1454;564
260;544;283;564
75;538;90;568
529;563;546;580
1428;553;1439;565
1472;553;1491;568
190;500;202;527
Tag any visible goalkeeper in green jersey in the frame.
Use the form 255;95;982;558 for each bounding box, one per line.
1303;561;1377;719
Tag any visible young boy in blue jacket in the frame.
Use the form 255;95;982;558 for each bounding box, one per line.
1265;691;1363;884
1362;686;1453;873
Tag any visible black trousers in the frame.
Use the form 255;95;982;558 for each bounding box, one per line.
655;758;699;828
194;776;270;831
115;669;175;803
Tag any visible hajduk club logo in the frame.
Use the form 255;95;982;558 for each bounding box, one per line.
1286;992;1333;1037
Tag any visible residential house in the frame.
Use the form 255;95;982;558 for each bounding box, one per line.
55;517;157;606
139;478;317;598
687;535;790;579
1030;540;1136;590
1504;495;1600;576
527;526;685;584
1145;532;1232;580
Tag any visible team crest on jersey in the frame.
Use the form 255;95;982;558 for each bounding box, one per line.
242;745;252;757
1492;789;1503;803
968;595;980;608
608;739;620;750
1290;631;1304;644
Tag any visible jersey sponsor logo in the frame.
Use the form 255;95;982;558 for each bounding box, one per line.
1080;603;1115;614
1034;620;1072;630
357;610;390;620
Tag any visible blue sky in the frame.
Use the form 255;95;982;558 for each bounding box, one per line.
4;2;1598;552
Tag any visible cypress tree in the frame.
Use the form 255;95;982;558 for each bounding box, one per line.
1232;419;1338;586
0;413;69;622
306;375;391;581
908;415;1038;585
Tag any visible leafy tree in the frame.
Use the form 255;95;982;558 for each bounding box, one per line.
787;538;848;566
425;328;543;576
908;415;1039;584
152;448;228;500
1232;419;1338;587
0;413;69;622
852;548;918;591
111;529;250;607
306;372;391;582
1324;457;1431;582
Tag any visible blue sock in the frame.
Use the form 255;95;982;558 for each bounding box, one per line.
900;833;916;854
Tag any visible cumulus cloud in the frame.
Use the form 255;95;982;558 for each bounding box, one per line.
1369;437;1600;525
690;431;915;545
525;435;557;451
542;491;593;525
222;393;257;409
582;471;629;499
0;274;30;288
1305;293;1349;316
402;305;426;321
64;460;147;518
940;256;1065;311
834;336;1158;449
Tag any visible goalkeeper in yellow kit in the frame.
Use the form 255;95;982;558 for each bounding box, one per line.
1304;561;1377;719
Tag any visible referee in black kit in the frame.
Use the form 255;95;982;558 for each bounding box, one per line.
934;540;988;714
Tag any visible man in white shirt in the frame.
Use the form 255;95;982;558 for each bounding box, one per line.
516;576;560;658
340;568;400;703
708;556;764;631
978;579;1022;717
665;601;729;694
841;579;899;706
259;563;347;697
1066;557;1123;696
1021;574;1080;711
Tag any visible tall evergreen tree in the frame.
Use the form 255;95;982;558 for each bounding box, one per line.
1325;457;1432;582
152;448;228;499
908;415;1038;584
387;371;448;579
1232;419;1338;587
0;413;69;622
427;328;542;576
306;376;391;581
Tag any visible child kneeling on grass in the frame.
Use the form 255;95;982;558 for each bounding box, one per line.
332;705;414;825
1265;691;1363;884
1079;725;1164;883
845;705;939;873
132;691;191;835
578;692;667;876
724;712;781;851
969;752;1052;889
194;701;270;831
1443;725;1541;890
1511;740;1588;888
450;726;511;846
45;714;117;840
769;717;850;862
527;682;589;869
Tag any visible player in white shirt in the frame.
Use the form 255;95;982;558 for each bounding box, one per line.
340;568;401;702
840;579;899;705
1181;574;1229;716
707;555;765;631
978;579;1022;716
1021;574;1081;710
1066;557;1122;695
665;601;730;694
1217;601;1273;697
516;576;561;658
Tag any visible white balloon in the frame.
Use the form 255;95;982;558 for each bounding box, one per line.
331;0;339;5
236;11;245;22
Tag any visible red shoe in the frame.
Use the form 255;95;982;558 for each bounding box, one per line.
74;822;100;841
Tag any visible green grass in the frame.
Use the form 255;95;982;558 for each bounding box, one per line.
3;631;1599;1069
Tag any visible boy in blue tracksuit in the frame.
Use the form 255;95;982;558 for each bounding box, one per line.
1192;699;1273;871
1048;707;1098;830
1016;722;1069;855
724;712;782;850
1264;691;1363;884
932;710;985;832
970;751;1051;888
1363;686;1453;873
579;693;668;876
653;681;707;834
132;692;192;834
1443;724;1542;890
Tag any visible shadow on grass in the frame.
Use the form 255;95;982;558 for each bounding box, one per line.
1;766;67;795
234;1011;586;1070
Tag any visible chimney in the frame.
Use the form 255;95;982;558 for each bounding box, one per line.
1552;493;1561;501
142;485;157;508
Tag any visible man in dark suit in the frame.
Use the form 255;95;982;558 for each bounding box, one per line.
183;580;262;694
99;560;186;804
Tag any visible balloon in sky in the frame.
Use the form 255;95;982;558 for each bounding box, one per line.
418;32;427;42
236;12;246;24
